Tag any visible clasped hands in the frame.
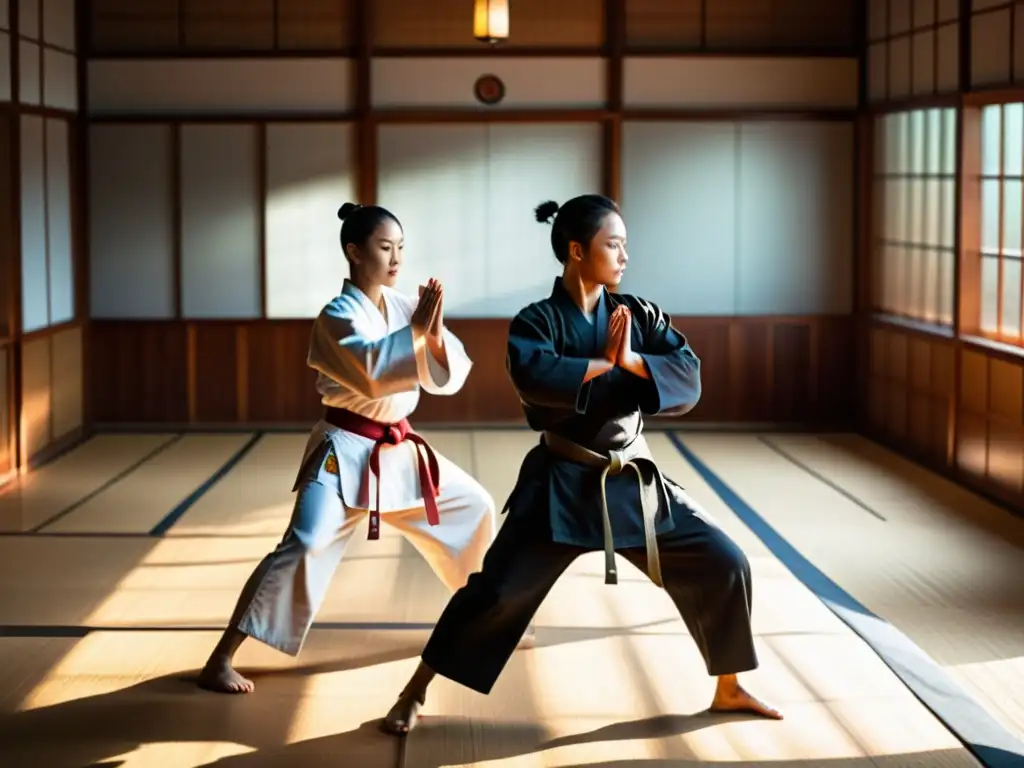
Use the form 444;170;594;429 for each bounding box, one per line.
411;278;447;363
604;305;646;378
411;278;444;340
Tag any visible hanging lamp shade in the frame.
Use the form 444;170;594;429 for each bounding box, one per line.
474;0;509;44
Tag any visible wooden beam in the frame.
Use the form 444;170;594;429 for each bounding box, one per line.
603;0;623;204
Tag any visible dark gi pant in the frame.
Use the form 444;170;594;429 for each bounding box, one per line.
420;487;759;695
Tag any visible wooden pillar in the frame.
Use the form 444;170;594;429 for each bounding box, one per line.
6;0;24;474
355;0;375;205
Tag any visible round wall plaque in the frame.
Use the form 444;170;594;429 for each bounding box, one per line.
473;74;506;106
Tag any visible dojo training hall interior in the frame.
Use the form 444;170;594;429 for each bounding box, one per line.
4;0;1024;766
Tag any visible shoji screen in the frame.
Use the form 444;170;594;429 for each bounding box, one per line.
377;122;602;316
620;120;854;315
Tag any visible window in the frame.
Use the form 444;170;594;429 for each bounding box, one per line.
980;103;1024;342
872;108;957;326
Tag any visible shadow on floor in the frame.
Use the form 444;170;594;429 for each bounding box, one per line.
204;714;1002;768
2;663;1013;768
0;645;421;768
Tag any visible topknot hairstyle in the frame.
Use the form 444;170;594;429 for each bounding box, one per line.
534;200;560;224
336;202;402;254
534;194;620;264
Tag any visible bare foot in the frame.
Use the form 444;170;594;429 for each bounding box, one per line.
710;681;783;720
381;692;424;736
517;624;537;650
197;656;254;694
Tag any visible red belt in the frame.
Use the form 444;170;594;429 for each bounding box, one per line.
323;407;440;540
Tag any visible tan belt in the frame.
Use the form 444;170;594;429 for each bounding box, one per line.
542;431;663;588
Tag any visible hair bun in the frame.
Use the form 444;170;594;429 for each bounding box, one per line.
338;202;362;220
534;200;560;224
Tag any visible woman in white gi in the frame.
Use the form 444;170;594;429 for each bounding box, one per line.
198;202;499;694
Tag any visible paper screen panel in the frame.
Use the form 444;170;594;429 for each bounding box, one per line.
735;121;854;315
265;122;356;319
620;121;739;315
89;124;176;319
482;123;603;317
20;114;48;332
19;40;41;105
43;0;76;50
45;118;74;325
972;6;1012;86
179;124;261;319
43;48;77;111
376;124;488;317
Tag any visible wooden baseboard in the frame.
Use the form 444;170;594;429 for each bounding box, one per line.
0;425;92;496
27;426;91;470
863;428;1024;520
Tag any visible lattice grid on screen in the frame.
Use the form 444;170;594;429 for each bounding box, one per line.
872;109;958;327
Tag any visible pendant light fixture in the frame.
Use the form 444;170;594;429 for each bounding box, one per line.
474;0;509;44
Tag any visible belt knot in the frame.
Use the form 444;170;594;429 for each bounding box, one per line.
606;449;628;473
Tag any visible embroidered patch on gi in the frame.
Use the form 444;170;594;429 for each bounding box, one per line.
323;452;340;476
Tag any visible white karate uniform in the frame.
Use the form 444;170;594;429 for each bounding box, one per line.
229;279;496;656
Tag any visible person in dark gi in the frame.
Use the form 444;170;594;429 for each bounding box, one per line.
381;194;783;734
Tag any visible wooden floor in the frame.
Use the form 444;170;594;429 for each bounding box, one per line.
1;428;1023;767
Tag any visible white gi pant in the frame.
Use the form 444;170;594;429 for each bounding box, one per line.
228;444;496;656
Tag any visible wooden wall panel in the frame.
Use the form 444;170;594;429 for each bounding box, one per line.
623;58;858;109
50;324;83;440
20;334;52;460
246;321;321;424
88;59;354;116
89;0;182;53
90;0;356;54
955;343;1024;501
189;323;240;423
624;0;856;50
90;316;855;428
864;319;1024;511
866;323;955;465
7;325;87;468
90;322;188;424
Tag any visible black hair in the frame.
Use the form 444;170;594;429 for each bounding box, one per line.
534;194;620;264
337;202;402;254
